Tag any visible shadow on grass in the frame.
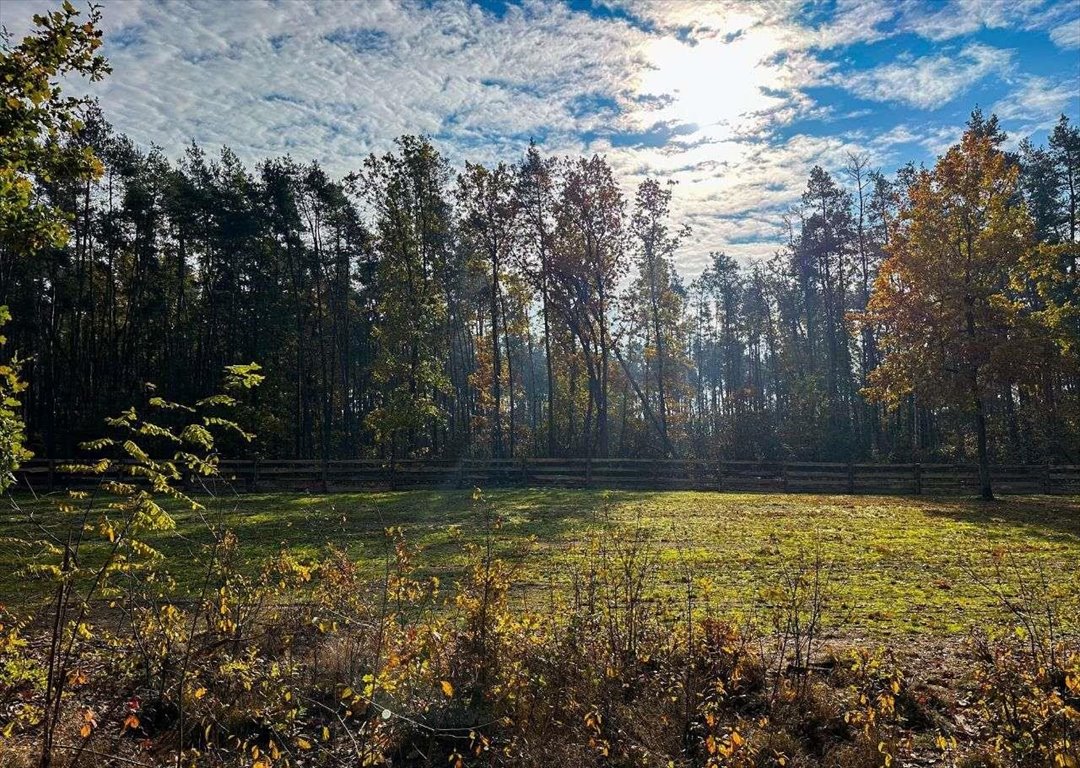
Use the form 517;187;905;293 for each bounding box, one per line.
0;487;622;603
916;494;1080;543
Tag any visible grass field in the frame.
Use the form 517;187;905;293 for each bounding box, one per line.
3;489;1078;636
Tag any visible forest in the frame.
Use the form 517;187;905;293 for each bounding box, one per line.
2;87;1078;478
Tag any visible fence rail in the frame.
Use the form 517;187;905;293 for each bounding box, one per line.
13;458;1080;495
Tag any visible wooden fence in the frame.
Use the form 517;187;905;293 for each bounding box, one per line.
13;458;1080;495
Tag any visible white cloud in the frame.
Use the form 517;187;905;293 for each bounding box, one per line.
893;0;1071;42
836;43;1014;110
1049;19;1080;48
0;0;1075;276
992;75;1079;129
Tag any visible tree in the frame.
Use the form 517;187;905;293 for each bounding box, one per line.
799;166;856;458
862;124;1036;499
1049;114;1079;264
0;306;30;489
0;0;108;277
458;162;519;457
624;178;688;453
516;142;559;456
1020;137;1064;244
552;155;627;459
0;0;109;485
356;136;454;459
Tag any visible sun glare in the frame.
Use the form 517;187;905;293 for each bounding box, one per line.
637;24;788;137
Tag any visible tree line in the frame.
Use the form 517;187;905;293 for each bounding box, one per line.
2;8;1078;486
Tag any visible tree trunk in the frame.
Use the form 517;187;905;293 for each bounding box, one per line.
966;300;993;501
973;387;993;501
490;252;502;458
542;269;556;457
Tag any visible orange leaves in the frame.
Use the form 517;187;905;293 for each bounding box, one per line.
584;710;610;756
121;696;141;734
121;713;140;734
78;708;96;739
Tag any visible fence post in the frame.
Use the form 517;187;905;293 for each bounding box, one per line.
781;462;788;492
846;460;855;494
914;462;922;495
1043;462;1051;495
252;458;260;493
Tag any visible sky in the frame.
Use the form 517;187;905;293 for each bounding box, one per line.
2;0;1079;275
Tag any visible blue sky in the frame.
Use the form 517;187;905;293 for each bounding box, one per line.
2;0;1078;273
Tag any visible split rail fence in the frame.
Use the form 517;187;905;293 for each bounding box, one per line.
13;458;1080;495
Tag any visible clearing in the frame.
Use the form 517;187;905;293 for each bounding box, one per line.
2;490;1078;636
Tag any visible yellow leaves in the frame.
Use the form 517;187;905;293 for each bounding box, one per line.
253;739;282;762
934;733;957;752
705;729;745;759
296;737;312;750
121;439;151;464
130;539;163;559
179;423;214;449
440;680;454;698
363;673;378;699
583;710;601;731
223;362;265;390
194;687;207;700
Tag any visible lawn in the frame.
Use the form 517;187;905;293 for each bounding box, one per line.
2;489;1078;637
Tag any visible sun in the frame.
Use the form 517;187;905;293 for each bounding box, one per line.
636;21;790;138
